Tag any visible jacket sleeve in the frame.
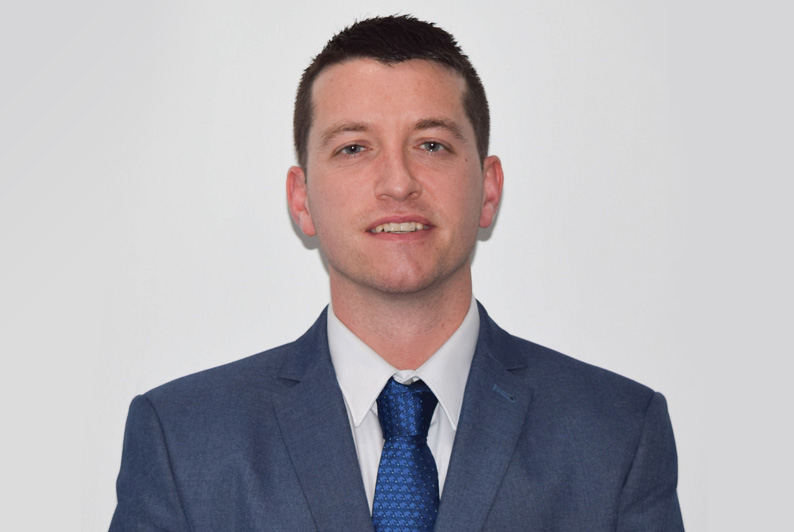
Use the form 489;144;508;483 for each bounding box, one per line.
617;392;685;531
109;395;191;532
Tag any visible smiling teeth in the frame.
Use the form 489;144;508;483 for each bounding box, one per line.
371;222;426;233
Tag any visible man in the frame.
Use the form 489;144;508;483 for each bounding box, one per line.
110;15;684;531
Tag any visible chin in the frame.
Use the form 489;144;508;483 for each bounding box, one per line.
372;280;435;296
366;269;449;296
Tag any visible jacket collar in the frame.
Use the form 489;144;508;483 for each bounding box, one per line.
271;304;534;532
272;309;375;531
434;303;535;532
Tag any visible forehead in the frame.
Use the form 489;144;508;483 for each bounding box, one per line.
309;58;468;131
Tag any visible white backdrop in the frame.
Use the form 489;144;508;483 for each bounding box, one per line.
2;0;791;530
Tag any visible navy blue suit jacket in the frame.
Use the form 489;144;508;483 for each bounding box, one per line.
110;304;684;531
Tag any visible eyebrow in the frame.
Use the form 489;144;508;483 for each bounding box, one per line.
318;122;371;150
414;118;467;141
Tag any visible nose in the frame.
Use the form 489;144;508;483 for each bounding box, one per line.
374;149;421;201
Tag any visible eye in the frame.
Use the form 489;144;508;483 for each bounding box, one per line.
339;144;365;156
420;141;446;153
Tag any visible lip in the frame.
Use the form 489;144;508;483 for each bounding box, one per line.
366;215;433;233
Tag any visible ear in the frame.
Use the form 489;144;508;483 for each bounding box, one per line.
286;166;317;236
479;155;504;228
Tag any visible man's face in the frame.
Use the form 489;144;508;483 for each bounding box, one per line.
288;58;502;298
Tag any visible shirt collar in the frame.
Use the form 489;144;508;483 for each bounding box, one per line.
327;297;479;430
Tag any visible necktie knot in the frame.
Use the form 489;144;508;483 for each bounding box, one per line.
377;378;438;440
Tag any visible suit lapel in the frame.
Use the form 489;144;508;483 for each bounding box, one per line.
434;305;535;532
272;311;374;532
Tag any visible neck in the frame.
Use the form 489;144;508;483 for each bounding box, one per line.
329;272;473;370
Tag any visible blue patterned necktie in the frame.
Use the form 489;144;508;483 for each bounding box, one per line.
372;378;439;532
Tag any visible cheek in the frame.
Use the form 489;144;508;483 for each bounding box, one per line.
306;183;350;230
455;175;486;217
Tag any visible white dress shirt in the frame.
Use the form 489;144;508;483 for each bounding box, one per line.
327;297;480;512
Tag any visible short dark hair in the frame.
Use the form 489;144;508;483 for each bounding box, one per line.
293;15;490;169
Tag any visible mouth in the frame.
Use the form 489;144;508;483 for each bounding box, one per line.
369;222;429;234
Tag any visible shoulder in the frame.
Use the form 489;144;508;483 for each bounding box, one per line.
144;343;291;404
479;312;673;463
516;333;653;405
478;305;659;421
138;308;329;420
